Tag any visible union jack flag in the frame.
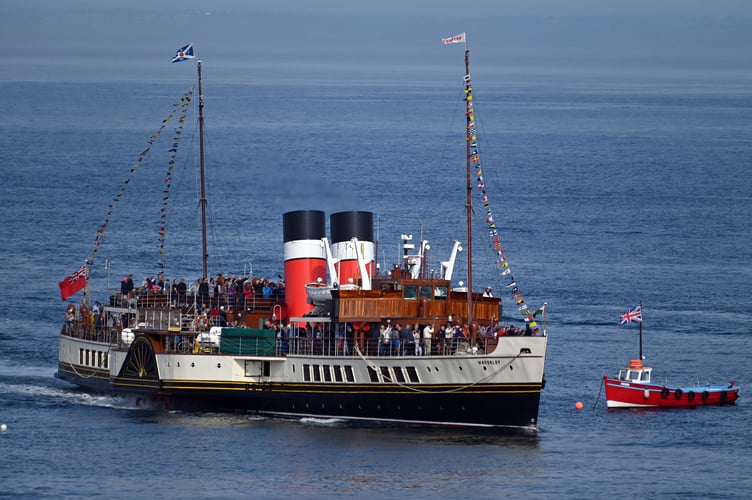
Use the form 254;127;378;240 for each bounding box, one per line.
620;306;642;324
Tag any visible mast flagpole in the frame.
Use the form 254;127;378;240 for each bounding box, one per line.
464;46;474;340
639;299;643;361
197;60;209;279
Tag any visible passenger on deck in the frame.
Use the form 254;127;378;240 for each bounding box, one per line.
413;326;423;356
209;305;220;326
65;305;76;334
378;324;388;356
197;277;209;305
120;277;129;306
219;306;227;326
423;324;434;355
392;323;402;356
176;278;187;306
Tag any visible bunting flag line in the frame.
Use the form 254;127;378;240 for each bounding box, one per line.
444;35;539;334
86;89;194;271
58;264;88;301
172;43;195;63
157;94;192;268
620;306;642;324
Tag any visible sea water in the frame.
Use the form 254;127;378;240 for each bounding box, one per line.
0;59;751;498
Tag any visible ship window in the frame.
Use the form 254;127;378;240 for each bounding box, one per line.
367;366;379;382
434;286;448;300
334;365;343;382
404;285;418;300
322;365;332;382
303;364;311;382
103;353;108;369
420;286;433;299
641;371;650;381
394;367;406;383
313;365;321;382
263;361;271;377
86;349;90;366
344;365;355;382
406;366;419;383
79;348;84;364
98;351;103;368
380;366;391;382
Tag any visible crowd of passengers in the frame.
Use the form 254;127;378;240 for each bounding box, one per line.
62;272;284;339
118;272;285;310
263;319;535;357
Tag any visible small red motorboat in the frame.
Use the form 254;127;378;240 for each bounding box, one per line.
604;359;740;408
603;304;741;409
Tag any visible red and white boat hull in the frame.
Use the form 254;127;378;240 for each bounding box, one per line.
604;375;741;408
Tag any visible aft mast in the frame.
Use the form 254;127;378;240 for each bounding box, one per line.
443;32;542;337
197;60;209;279
464;46;474;335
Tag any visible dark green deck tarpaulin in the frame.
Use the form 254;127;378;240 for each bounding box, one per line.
219;328;276;355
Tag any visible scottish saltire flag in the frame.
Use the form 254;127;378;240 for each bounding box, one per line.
172;43;195;63
620;305;642;324
441;32;466;45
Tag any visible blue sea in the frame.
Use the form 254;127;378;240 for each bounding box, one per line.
1;55;751;498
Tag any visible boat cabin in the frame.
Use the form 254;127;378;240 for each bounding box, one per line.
617;359;652;383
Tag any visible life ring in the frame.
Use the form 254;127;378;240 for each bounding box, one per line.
194;315;209;330
674;388;683;399
687;391;695;402
661;387;670;399
701;390;709;402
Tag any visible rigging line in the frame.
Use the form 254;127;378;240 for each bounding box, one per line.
157;103;199;274
592;377;604;409
61;334;114;380
435;81;471;240
188;114;236;274
352;344;525;394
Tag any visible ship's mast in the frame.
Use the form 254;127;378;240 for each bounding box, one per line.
197;60;208;279
465;48;474;332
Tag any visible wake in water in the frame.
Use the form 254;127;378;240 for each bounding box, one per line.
0;379;134;410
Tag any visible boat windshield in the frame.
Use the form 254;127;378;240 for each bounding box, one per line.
618;369;646;382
